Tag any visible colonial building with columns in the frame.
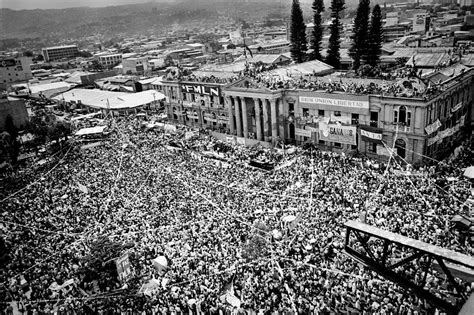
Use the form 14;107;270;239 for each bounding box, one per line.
160;65;473;164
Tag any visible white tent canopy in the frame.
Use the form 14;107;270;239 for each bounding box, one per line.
54;89;166;110
463;166;474;179
75;126;107;136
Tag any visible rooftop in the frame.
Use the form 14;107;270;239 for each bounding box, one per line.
43;45;78;50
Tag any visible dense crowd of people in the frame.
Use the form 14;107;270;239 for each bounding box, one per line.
0;115;473;314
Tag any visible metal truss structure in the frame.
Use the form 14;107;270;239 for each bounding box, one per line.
344;220;474;314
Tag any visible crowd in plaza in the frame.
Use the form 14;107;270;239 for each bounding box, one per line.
0;116;473;314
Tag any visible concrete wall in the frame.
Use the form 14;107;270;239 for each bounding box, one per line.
0;98;28;131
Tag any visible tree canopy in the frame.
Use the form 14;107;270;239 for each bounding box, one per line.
365;4;383;67
325;0;345;69
349;0;370;70
289;0;308;63
309;0;325;61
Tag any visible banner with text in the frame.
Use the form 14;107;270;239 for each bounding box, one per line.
319;123;356;145
116;253;133;282
360;125;383;144
299;94;369;112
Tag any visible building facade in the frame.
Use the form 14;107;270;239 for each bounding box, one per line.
42;45;79;62
0;56;33;84
122;57;149;75
158;68;474;164
96;53;122;69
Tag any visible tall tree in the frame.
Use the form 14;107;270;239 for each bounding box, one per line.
365;4;383;67
289;0;308;63
326;0;345;69
309;0;325;61
348;0;370;70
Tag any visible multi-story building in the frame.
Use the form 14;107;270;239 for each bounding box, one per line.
0;56;33;85
42;45;79;62
158;59;474;164
122;57;149;75
95;53;123;69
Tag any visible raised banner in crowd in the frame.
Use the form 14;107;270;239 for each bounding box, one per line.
376;145;394;157
226;136;236;144
185;131;199;140
319;122;356;145
116;253;133;282
425;120;441;135
295;128;312;137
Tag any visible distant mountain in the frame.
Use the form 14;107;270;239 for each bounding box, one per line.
0;1;291;47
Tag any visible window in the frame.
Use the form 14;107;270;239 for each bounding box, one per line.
318;109;325;117
351;145;357;150
394;110;398;123
406;112;412;126
368;143;377;153
334;111;341;117
302;108;309;117
398;106;407;124
370;111;378;127
334;142;341;148
351;113;359;125
319;140;325;145
288;103;294;115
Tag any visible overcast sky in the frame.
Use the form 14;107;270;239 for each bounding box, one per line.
0;0;155;10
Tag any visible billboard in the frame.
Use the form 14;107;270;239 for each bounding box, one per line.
413;13;427;33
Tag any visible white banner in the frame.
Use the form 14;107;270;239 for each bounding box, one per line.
425;120;441;135
295;128;312;137
299;96;369;109
319;123;356;145
361;129;382;141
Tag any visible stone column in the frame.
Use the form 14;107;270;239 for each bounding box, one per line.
240;97;248;138
254;98;263;141
270;99;278;144
226;96;235;134
235;96;243;137
262;99;271;142
278;99;285;141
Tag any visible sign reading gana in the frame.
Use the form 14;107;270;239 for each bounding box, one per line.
183;84;220;97
299;96;369;109
319;122;357;145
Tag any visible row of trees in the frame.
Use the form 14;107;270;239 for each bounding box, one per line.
289;0;383;70
349;0;383;69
